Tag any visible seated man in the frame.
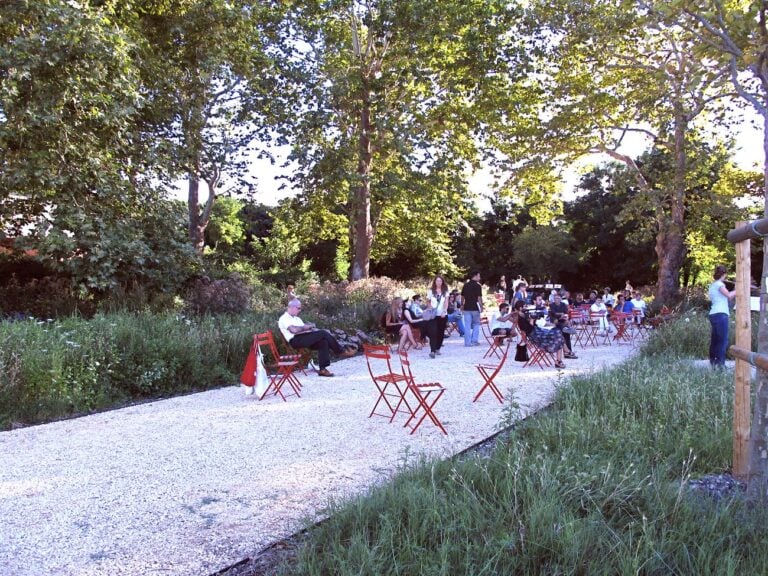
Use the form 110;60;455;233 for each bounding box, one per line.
548;292;578;359
617;293;634;314
278;299;355;377
490;302;517;343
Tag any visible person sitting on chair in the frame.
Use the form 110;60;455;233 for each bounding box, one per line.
446;290;466;337
548;292;578;359
385;297;418;351
514;300;568;369
490;302;517;344
278;299;355;377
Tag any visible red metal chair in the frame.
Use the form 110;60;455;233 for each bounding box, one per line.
474;339;512;404
398;350;447;434
631;309;650;342
276;329;315;374
589;310;612;346
521;330;556;370
567;309;590;349
611;311;632;344
480;316;508;360
252;331;302;401
363;344;412;422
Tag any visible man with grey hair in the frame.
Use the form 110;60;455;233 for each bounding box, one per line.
278;299;355;377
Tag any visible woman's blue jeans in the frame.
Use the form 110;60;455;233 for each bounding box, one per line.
709;312;729;367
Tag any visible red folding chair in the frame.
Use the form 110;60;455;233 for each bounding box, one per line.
611;311;632;344
631;309;649;342
480;316;507;360
398;350;447;434
252;331;302;401
590;310;612;346
521;330;556;370
567;308;590;349
474;339;512;403
276;329;315;374
363;344;412;422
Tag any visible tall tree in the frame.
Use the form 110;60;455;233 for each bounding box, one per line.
508;1;736;302
0;0;144;237
0;1;198;292
662;0;768;501
274;0;528;279
126;0;284;253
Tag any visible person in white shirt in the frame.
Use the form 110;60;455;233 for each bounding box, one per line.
490;302;517;344
602;287;615;307
630;291;647;323
278;299;355;377
590;295;610;333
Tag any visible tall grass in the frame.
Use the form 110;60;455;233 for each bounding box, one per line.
274;319;768;575
641;309;759;359
0;312;266;429
0;279;399;429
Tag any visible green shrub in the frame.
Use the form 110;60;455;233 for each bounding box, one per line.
0;275;95;318
640;310;759;360
0;311;270;429
0;277;418;428
185;274;252;315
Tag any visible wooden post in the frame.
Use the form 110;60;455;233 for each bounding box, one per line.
733;221;751;479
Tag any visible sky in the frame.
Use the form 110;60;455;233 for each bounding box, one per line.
174;110;765;212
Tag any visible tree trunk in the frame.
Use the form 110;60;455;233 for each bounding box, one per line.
188;175;205;254
655;109;687;303
655;225;686;303
747;112;768;501
350;84;373;281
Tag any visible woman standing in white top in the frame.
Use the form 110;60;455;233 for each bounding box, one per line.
708;264;735;368
426;276;449;358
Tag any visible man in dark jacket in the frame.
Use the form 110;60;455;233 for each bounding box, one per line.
460;271;483;347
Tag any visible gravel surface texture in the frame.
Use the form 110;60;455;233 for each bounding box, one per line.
1;333;637;576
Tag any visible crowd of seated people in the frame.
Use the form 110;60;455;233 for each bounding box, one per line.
374;281;649;365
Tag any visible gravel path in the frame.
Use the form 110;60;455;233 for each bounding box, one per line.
0;333;638;576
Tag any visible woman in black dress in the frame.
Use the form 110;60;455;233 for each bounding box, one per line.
513;300;567;369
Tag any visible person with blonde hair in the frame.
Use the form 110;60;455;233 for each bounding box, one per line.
384;297;419;351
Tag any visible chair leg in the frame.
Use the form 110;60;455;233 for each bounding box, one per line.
369;381;397;419
473;367;504;403
404;388;446;434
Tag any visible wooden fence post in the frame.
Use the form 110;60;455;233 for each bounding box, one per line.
733;221;751;479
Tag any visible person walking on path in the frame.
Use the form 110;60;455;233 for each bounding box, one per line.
461;271;483;347
426;275;450;358
708;264;735;368
278;299;355;377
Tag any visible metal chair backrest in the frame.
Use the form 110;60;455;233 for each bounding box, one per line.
363;343;398;381
254;331;276;363
398;349;416;385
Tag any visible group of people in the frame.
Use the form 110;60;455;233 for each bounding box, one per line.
383;276;454;359
274;261;738;382
276;274;656;377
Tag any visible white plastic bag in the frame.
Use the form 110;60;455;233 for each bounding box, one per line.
254;345;269;398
